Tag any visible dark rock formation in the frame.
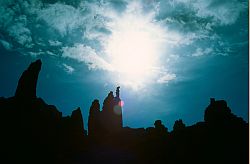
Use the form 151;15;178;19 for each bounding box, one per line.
154;120;168;134
88;99;102;137
15;59;41;100
0;60;248;164
114;86;123;127
204;98;246;127
70;107;85;137
89;86;123;137
0;60;85;163
173;119;186;131
145;120;169;139
166;98;248;164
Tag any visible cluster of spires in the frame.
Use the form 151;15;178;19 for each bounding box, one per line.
88;86;123;137
0;59;247;163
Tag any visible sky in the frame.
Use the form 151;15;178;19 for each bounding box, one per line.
0;0;248;130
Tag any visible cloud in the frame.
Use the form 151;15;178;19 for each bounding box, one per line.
192;47;213;57
191;0;247;25
61;44;113;71
0;1;16;29
0;0;247;88
159;0;247;26
157;73;176;84
28;51;44;57
62;63;74;74
36;3;83;36
0;0;246;55
153;0;247;49
0;39;12;50
48;40;62;46
6;16;33;47
46;51;57;56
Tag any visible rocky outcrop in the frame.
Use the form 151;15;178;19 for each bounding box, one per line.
71;107;85;136
154;120;168;134
15;59;41;100
89;87;123;137
0;60;85;163
204;98;246;127
173;119;186;131
88;99;102;137
114;86;123;128
0;60;248;164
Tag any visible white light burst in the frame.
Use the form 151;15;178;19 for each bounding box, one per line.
105;2;167;89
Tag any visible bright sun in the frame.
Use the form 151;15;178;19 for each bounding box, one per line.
106;9;166;88
108;29;157;74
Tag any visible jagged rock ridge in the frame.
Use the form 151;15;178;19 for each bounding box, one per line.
0;59;248;164
0;60;85;163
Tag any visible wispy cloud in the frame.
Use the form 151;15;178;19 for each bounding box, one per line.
0;39;12;50
62;44;113;71
157;73;177;84
36;3;83;36
0;0;247;88
48;40;62;46
191;0;247;25
28;51;44;57
62;63;74;74
157;0;247;26
192;47;213;57
6;16;33;48
0;0;246;55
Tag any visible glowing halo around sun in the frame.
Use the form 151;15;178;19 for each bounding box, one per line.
105;2;167;90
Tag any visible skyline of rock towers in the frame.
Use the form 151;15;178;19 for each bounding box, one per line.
0;59;248;163
88;86;123;137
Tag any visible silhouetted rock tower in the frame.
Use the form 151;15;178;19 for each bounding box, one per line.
102;86;123;134
15;59;42;100
88;99;102;137
114;86;123;128
88;87;123;136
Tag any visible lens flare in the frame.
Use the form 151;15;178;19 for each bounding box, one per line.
118;100;124;107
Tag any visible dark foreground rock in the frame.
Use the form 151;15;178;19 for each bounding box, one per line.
0;60;248;164
0;60;85;163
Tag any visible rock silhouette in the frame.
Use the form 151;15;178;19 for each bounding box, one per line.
0;60;85;163
204;98;246;127
0;59;248;164
154;120;167;131
173;119;186;131
15;59;41;100
88;99;102;137
88;87;123;137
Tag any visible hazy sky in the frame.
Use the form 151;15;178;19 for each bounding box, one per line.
0;0;248;129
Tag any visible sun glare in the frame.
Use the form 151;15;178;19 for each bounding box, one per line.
106;8;166;89
108;28;156;74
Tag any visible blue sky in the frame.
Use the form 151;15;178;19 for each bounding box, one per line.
0;0;248;129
